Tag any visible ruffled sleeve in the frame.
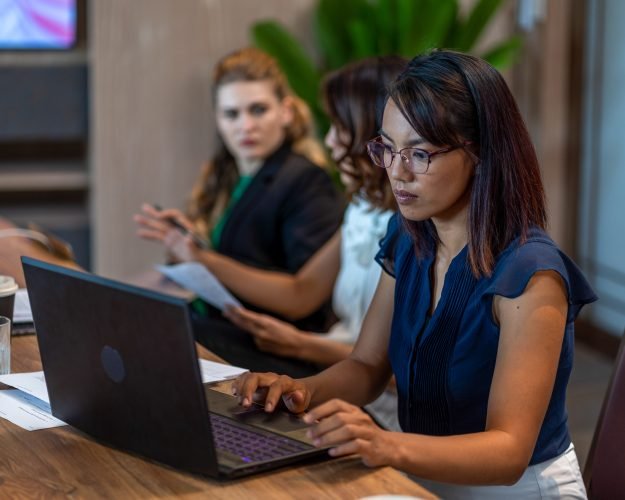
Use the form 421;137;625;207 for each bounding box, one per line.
484;235;598;321
375;213;401;277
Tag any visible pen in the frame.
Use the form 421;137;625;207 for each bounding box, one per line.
152;204;211;250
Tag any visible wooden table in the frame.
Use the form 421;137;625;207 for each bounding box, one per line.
0;335;435;499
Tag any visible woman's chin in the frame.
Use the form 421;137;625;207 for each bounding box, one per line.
397;204;429;222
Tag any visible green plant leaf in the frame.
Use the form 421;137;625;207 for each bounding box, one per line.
480;35;523;69
396;0;417;55
443;2;463;49
373;0;398;54
252;21;327;132
252;21;320;105
415;0;457;55
249;0;521;139
347;18;378;59
455;0;504;51
315;0;366;69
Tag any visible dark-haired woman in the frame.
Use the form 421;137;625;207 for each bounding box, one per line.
233;50;596;498
213;56;405;428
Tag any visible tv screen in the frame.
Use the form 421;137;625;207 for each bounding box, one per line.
0;0;77;50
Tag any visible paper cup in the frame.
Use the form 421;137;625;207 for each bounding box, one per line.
0;275;19;325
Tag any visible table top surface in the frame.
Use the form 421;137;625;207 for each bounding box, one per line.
0;334;435;499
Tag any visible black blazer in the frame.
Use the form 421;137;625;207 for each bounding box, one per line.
216;143;344;330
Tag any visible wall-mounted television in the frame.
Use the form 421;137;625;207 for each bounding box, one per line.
0;0;77;50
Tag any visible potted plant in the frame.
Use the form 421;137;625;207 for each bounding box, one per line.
252;0;521;132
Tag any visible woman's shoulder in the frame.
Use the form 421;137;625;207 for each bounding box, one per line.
374;213;418;277
342;199;394;262
282;147;326;172
484;228;597;317
270;148;334;187
494;228;565;275
344;198;393;226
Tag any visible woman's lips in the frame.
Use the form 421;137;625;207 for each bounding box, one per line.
394;189;418;204
239;139;258;147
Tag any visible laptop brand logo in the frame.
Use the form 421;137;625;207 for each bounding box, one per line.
101;345;126;383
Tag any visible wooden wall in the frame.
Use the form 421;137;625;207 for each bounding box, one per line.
510;0;584;255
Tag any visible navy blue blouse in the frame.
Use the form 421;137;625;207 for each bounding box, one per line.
376;214;597;465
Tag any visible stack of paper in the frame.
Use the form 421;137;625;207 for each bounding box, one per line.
0;371;65;431
12;289;33;323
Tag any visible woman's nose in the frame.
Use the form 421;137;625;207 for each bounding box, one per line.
388;153;412;181
239;113;256;132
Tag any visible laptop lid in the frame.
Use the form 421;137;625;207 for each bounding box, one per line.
22;257;327;479
22;257;219;477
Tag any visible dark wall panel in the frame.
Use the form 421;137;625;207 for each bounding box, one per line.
0;65;88;141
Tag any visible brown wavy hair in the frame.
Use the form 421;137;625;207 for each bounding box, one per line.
322;56;406;212
188;47;326;236
388;50;547;276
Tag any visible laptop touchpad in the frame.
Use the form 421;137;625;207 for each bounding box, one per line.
204;387;313;442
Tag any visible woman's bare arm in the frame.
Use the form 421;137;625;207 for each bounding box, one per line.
233;271;396;414
304;270;569;485
135;204;342;320
196;230;342;320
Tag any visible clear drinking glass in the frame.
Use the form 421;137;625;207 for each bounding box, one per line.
0;316;10;375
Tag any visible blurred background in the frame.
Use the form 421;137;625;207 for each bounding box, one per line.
0;0;622;434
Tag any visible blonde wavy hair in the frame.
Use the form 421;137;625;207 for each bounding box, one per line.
188;47;327;237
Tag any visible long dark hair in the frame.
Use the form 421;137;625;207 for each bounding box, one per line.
322;56;406;212
388;50;547;276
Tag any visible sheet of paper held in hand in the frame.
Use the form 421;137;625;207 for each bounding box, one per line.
0;361;246;430
156;262;242;311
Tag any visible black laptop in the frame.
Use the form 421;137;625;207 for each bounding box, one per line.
21;257;329;479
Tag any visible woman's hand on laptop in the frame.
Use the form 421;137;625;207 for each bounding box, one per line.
302;399;392;466
232;372;311;414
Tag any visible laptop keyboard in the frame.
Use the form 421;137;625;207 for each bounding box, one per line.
209;413;310;463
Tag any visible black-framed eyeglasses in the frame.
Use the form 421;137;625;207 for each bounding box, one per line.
366;137;473;174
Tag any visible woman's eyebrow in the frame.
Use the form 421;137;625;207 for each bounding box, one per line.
378;129;425;146
246;99;271;107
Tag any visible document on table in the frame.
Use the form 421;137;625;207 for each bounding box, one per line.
0;390;66;430
0;361;246;431
13;289;33;323
199;359;247;384
0;371;50;403
156;262;242;311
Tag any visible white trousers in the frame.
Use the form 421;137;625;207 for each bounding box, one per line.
412;443;587;499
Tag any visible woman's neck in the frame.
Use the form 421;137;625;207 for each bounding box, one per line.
431;198;470;262
236;158;263;176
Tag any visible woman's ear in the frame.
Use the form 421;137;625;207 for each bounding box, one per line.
279;95;296;127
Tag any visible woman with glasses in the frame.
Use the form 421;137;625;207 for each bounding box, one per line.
233;50;596;498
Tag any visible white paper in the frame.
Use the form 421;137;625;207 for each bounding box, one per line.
12;289;33;323
199;358;247;384
156;263;242;311
0;390;66;430
0;371;50;403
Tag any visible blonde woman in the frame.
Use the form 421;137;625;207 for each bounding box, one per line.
135;48;343;374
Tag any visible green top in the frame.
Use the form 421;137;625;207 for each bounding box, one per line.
191;174;254;317
209;174;254;249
